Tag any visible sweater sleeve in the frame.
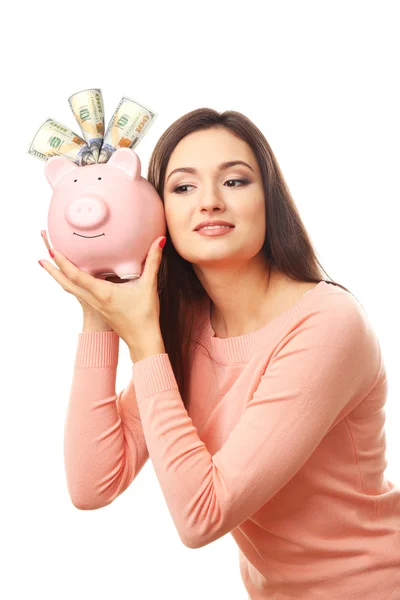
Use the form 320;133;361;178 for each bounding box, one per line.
131;294;382;549
64;331;149;510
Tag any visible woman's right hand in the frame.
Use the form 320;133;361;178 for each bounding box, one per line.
40;230;123;322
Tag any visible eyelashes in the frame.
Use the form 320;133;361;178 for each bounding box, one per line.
172;178;250;194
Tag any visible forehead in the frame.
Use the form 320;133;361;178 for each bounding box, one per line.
167;128;255;169
70;165;105;179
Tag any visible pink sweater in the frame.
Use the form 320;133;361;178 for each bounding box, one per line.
65;280;400;599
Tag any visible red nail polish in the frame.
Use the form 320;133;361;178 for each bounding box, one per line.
49;249;55;258
38;260;44;268
159;237;167;249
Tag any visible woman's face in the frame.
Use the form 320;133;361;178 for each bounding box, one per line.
163;127;267;273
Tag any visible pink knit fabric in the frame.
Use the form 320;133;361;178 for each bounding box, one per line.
65;280;400;599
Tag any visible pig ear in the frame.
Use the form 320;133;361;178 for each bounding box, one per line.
107;148;141;180
45;156;79;188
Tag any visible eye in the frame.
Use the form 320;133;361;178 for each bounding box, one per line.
225;178;249;187
173;184;193;194
172;178;250;194
74;179;77;182
98;177;102;180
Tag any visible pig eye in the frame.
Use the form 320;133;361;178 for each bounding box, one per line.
73;179;77;182
98;177;102;180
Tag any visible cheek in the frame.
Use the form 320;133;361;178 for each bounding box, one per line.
241;194;266;220
163;202;173;229
240;195;266;240
164;207;179;234
163;212;190;245
164;199;191;229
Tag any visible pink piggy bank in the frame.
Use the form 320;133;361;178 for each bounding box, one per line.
44;148;166;280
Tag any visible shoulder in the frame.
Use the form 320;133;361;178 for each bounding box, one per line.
309;286;373;339
270;286;382;395
285;285;381;367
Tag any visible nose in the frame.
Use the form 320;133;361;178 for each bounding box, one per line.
65;195;109;230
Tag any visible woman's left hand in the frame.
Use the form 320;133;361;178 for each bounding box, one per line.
39;236;166;348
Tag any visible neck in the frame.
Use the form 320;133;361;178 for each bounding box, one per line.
207;261;279;338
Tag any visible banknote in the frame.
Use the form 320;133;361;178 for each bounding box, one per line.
28;118;95;166
68;88;105;162
98;96;157;163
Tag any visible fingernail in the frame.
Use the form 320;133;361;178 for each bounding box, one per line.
38;260;44;268
159;237;167;249
48;248;55;258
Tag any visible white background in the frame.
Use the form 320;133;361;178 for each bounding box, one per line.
1;1;399;598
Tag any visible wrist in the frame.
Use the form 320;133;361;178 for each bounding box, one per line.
129;327;165;363
82;314;114;333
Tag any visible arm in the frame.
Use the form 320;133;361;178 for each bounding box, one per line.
63;315;150;510
129;294;382;549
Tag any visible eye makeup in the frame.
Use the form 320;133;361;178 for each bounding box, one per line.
171;178;251;194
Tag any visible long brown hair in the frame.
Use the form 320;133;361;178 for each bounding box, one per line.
147;108;354;410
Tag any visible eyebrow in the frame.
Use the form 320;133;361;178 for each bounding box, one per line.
166;160;255;182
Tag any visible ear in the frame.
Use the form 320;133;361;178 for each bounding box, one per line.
107;148;141;180
45;156;79;188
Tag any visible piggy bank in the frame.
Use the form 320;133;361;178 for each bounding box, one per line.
44;148;166;280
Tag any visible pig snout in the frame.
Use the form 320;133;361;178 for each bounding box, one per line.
65;195;109;231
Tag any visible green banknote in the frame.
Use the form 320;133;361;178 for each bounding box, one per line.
98;96;157;163
68;88;105;162
28;118;95;166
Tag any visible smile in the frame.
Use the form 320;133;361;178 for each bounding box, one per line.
73;232;105;238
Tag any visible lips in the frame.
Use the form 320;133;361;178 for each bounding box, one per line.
194;222;235;231
196;225;235;237
197;225;234;231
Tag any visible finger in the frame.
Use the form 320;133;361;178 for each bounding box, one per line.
41;230;51;252
142;237;165;285
39;259;96;307
49;248;105;300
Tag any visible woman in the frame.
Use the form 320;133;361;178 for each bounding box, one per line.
55;108;399;599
